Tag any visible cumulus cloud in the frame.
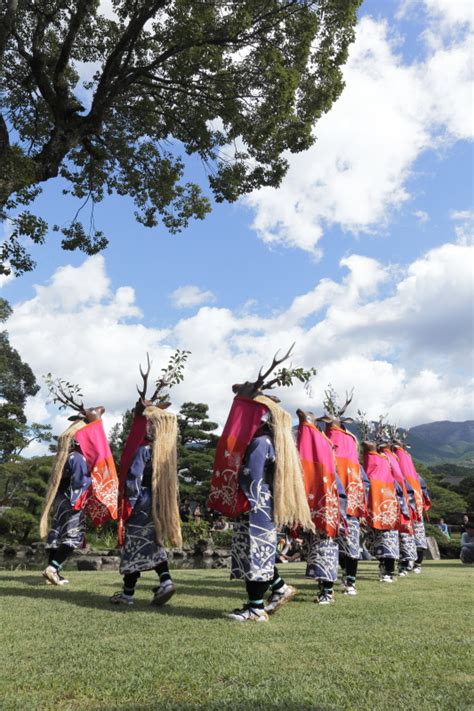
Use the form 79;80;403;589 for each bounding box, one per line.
169;285;216;309
245;7;473;254
6;225;473;446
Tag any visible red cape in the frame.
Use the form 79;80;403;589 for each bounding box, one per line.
117;414;147;545
207;397;268;517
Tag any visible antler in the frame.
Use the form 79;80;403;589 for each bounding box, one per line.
136;352;152;401
339;388;354;416
256;343;295;390
43;374;86;415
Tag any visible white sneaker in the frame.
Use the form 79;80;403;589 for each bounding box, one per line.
341;576;357;595
413;566;422;574
226;605;269;622
151;580;176;607
399;569;408;577
264;584;297;614
42;565;62;586
315;591;335;605
45;573;69;586
380;575;394;583
343;584;357;596
110;592;134;605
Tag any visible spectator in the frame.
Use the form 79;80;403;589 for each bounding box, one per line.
193;504;203;525
437;517;450;538
460;523;474;564
460;514;470;535
179;499;190;522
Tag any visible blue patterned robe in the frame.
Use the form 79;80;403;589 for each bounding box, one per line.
119;444;167;575
337;465;369;560
373;530;400;560
413;520;428;549
46;451;90;550
306;474;346;582
231;435;277;582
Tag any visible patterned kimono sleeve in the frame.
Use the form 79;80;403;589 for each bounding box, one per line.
394;481;410;519
404;478;417;516
335;472;348;526
239;436;274;511
125;445;151;512
419;476;432;509
68;452;91;506
360;465;371;503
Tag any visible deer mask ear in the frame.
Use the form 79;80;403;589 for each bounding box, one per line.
316;416;334;424
341;416;354;423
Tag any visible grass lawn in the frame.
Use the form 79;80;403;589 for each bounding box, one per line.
0;561;472;710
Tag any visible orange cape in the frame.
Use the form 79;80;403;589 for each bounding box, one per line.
297;422;339;537
364;451;399;530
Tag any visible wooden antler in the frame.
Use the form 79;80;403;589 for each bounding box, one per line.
339;388;354;416
256;343;295;391
136;353;152;401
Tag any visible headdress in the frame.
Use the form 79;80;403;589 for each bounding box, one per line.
118;350;189;547
39;376;118;538
208;345;316;531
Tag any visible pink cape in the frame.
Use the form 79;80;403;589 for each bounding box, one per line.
395;446;431;520
384;449;413;533
207;397;268;517
74;419;118;526
326;425;366;517
297;422;339;536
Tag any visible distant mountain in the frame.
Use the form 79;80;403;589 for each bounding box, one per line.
406;420;474;465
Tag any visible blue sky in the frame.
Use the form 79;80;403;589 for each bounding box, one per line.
1;0;473;445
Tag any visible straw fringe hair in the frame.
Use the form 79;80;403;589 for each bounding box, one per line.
39;420;87;538
144;406;182;548
255;396;314;532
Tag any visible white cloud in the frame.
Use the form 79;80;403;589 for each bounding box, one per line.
245;9;473;254
413;210;429;223
7;223;473;443
0;270;13;289
169;285;216;309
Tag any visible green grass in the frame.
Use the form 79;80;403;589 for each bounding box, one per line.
0;562;472;710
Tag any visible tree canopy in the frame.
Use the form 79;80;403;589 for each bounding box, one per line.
0;0;361;275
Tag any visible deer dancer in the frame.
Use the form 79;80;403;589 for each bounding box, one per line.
318;387;368;596
208;345;315;622
110;351;187;607
357;415;400;583
296;409;346;604
380;424;418;577
391;428;431;574
40;377;118;586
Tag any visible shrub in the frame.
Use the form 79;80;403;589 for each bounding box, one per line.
181;520;211;546
425;524;461;559
211;528;233;548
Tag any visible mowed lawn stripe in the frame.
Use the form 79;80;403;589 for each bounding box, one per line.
0;561;472;710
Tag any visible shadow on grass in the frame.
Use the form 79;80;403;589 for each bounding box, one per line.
0;584;224;619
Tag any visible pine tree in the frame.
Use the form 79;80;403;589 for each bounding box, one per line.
177;402;218;509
